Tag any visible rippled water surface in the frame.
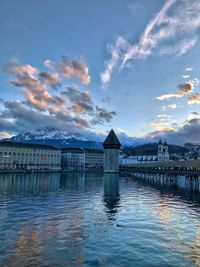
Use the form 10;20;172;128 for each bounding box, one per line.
0;172;200;267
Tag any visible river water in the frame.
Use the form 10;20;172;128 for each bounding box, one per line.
0;172;200;267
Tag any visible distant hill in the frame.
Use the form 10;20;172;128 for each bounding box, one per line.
12;138;103;149
122;143;189;156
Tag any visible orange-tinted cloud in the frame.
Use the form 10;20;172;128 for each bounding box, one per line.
177;82;193;94
3;59;115;133
156;82;194;100
59;58;91;85
188;93;200;105
39;72;60;88
147;127;174;138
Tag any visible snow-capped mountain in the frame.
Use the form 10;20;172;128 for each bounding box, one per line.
7;127;88;142
2;127;103;148
2;127;148;148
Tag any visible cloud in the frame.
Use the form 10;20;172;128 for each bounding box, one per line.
157;114;171;118
100;36;130;85
102;96;111;104
44;57;91;85
177;82;194;94
147;118;200;144
147;127;174;139
90;106;116;125
59;57;91;85
101;0;200;85
189;78;200;87
182;75;190;79
162;104;177;110
0;100;87;133
6;59;55;111
188;93;200;104
61;86;94;114
6;59;38;76
149;121;174;131
39;72;60;88
44;59;56;69
185;67;193;71
157;37;197;56
190;111;199;116
156;82;194;100
0;132;12;139
177;38;197;55
156;92;184;100
1;58;116;136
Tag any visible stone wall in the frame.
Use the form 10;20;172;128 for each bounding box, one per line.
104;149;119;173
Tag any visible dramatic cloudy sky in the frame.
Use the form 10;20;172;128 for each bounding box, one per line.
0;0;200;144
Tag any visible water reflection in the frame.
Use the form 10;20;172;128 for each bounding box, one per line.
0;172;60;195
104;173;120;220
130;173;200;205
0;172;200;266
60;171;104;191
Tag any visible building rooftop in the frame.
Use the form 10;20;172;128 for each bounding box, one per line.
0;141;60;150
61;147;104;154
103;129;121;149
84;148;104;154
61;147;85;153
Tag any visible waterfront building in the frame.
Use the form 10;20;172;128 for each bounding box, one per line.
61;148;104;171
157;140;169;162
0;141;61;170
103;129;121;173
61;148;85;171
121;140;170;165
120;155;158;164
84;148;104;170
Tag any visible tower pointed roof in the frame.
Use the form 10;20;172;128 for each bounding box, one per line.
103;129;121;149
158;139;163;145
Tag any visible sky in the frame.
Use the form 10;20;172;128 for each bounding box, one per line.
0;0;200;144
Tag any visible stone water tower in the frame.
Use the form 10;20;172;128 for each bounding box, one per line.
103;129;121;173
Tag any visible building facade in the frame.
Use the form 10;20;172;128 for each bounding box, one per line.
61;148;104;171
61;148;85;171
0;141;61;170
84;148;104;170
121;140;170;165
120;155;158;164
157;140;169;162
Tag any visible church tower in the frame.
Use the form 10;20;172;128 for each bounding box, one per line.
158;139;164;161
103;129;121;173
157;139;169;162
163;141;169;161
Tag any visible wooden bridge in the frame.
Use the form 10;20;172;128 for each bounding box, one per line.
120;159;200;177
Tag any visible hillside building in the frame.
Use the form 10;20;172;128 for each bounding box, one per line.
184;143;200;159
121;140;170;165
